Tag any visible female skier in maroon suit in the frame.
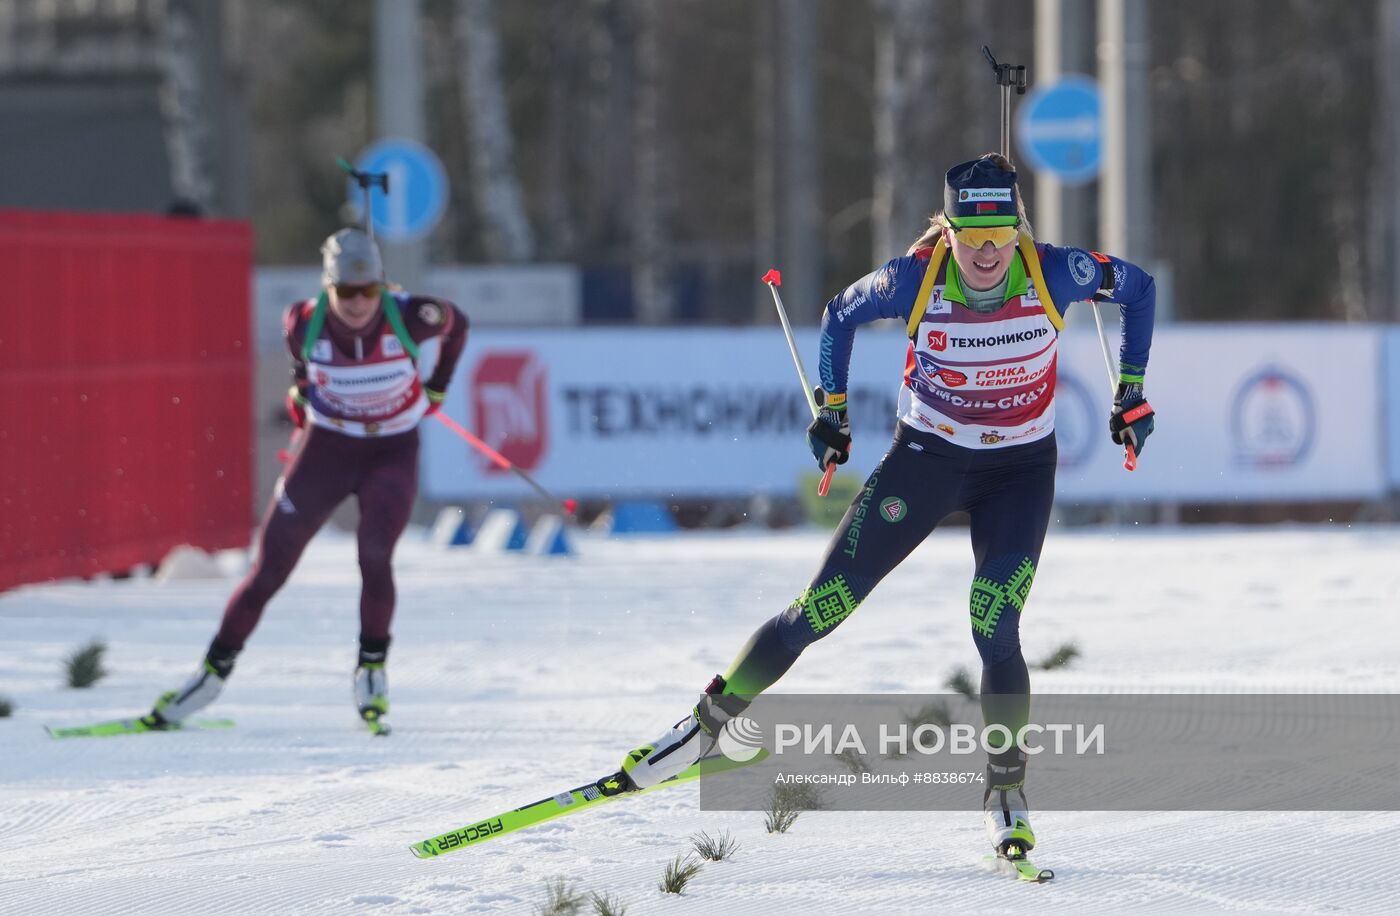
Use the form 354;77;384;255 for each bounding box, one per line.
146;228;467;734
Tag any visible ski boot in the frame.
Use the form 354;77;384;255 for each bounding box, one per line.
354;637;391;736
604;675;751;795
142;640;237;729
983;757;1054;882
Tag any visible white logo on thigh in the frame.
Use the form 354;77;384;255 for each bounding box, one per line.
717;716;763;762
274;478;296;515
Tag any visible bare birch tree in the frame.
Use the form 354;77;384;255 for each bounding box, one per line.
582;0;635;252
753;0;778;321
631;0;674;322
1370;0;1400;321
455;0;535;262
872;0;941;262
159;0;218;214
754;0;820;321
540;0;582;258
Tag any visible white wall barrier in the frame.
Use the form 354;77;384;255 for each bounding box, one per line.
422;324;1390;504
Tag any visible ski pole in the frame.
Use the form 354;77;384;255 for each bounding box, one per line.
276;427;303;465
1089;302;1137;471
432;411;577;516
761;269;840;497
337;157;389;242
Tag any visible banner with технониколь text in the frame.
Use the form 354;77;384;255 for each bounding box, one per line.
420;324;1388;502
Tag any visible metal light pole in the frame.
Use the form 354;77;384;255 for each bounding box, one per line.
1097;0;1153;270
373;0;428;290
1033;0;1093;246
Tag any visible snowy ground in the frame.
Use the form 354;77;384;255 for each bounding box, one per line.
2;523;1398;915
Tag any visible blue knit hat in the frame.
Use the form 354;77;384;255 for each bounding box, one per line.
944;156;1020;224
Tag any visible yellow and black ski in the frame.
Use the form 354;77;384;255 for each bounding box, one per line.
410;750;768;859
45;717;235;739
985;842;1054;883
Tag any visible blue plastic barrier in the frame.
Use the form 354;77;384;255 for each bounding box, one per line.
608;501;678;535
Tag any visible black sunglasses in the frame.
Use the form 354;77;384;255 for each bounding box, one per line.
334;283;382;300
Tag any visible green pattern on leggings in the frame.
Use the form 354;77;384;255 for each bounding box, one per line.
969;557;1036;639
797;575;858;634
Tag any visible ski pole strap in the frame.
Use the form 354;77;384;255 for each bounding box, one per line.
1118;401;1154;425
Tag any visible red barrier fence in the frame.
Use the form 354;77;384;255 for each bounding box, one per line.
0;210;254;592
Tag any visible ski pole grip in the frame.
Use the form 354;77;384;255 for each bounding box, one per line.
1123;443;1137;472
818;463;836;497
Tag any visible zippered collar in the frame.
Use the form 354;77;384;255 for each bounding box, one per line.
942;249;1029;306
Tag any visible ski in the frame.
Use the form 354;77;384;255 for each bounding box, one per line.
984;847;1054;883
409;750;769;859
45;717;235;739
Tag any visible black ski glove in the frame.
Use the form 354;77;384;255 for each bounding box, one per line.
807;389;851;470
1109;381;1155;456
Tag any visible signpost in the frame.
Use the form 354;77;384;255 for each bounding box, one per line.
349;138;448;242
1016;75;1103;185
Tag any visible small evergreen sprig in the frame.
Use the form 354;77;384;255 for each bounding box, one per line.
588;891;627;916
764;781;823;834
691;829;740;862
658;854;703;894
534;876;584;916
944;665;977;698
66;640;108;688
1036;641;1081;671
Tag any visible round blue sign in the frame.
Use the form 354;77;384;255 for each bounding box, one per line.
348;139;449;241
1016;76;1102;185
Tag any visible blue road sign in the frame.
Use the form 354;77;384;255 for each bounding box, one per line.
1016;76;1102;185
349;138;449;241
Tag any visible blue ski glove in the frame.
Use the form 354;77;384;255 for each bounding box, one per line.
1109;381;1155;456
807;389;851;470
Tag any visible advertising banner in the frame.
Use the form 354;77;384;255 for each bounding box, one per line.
1054;324;1384;500
423;326;910;501
423;324;1387;503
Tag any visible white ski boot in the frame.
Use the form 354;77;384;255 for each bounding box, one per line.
354;640;390;735
617;675;750;791
143;642;236;728
982;760;1036;853
981;758;1053;881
